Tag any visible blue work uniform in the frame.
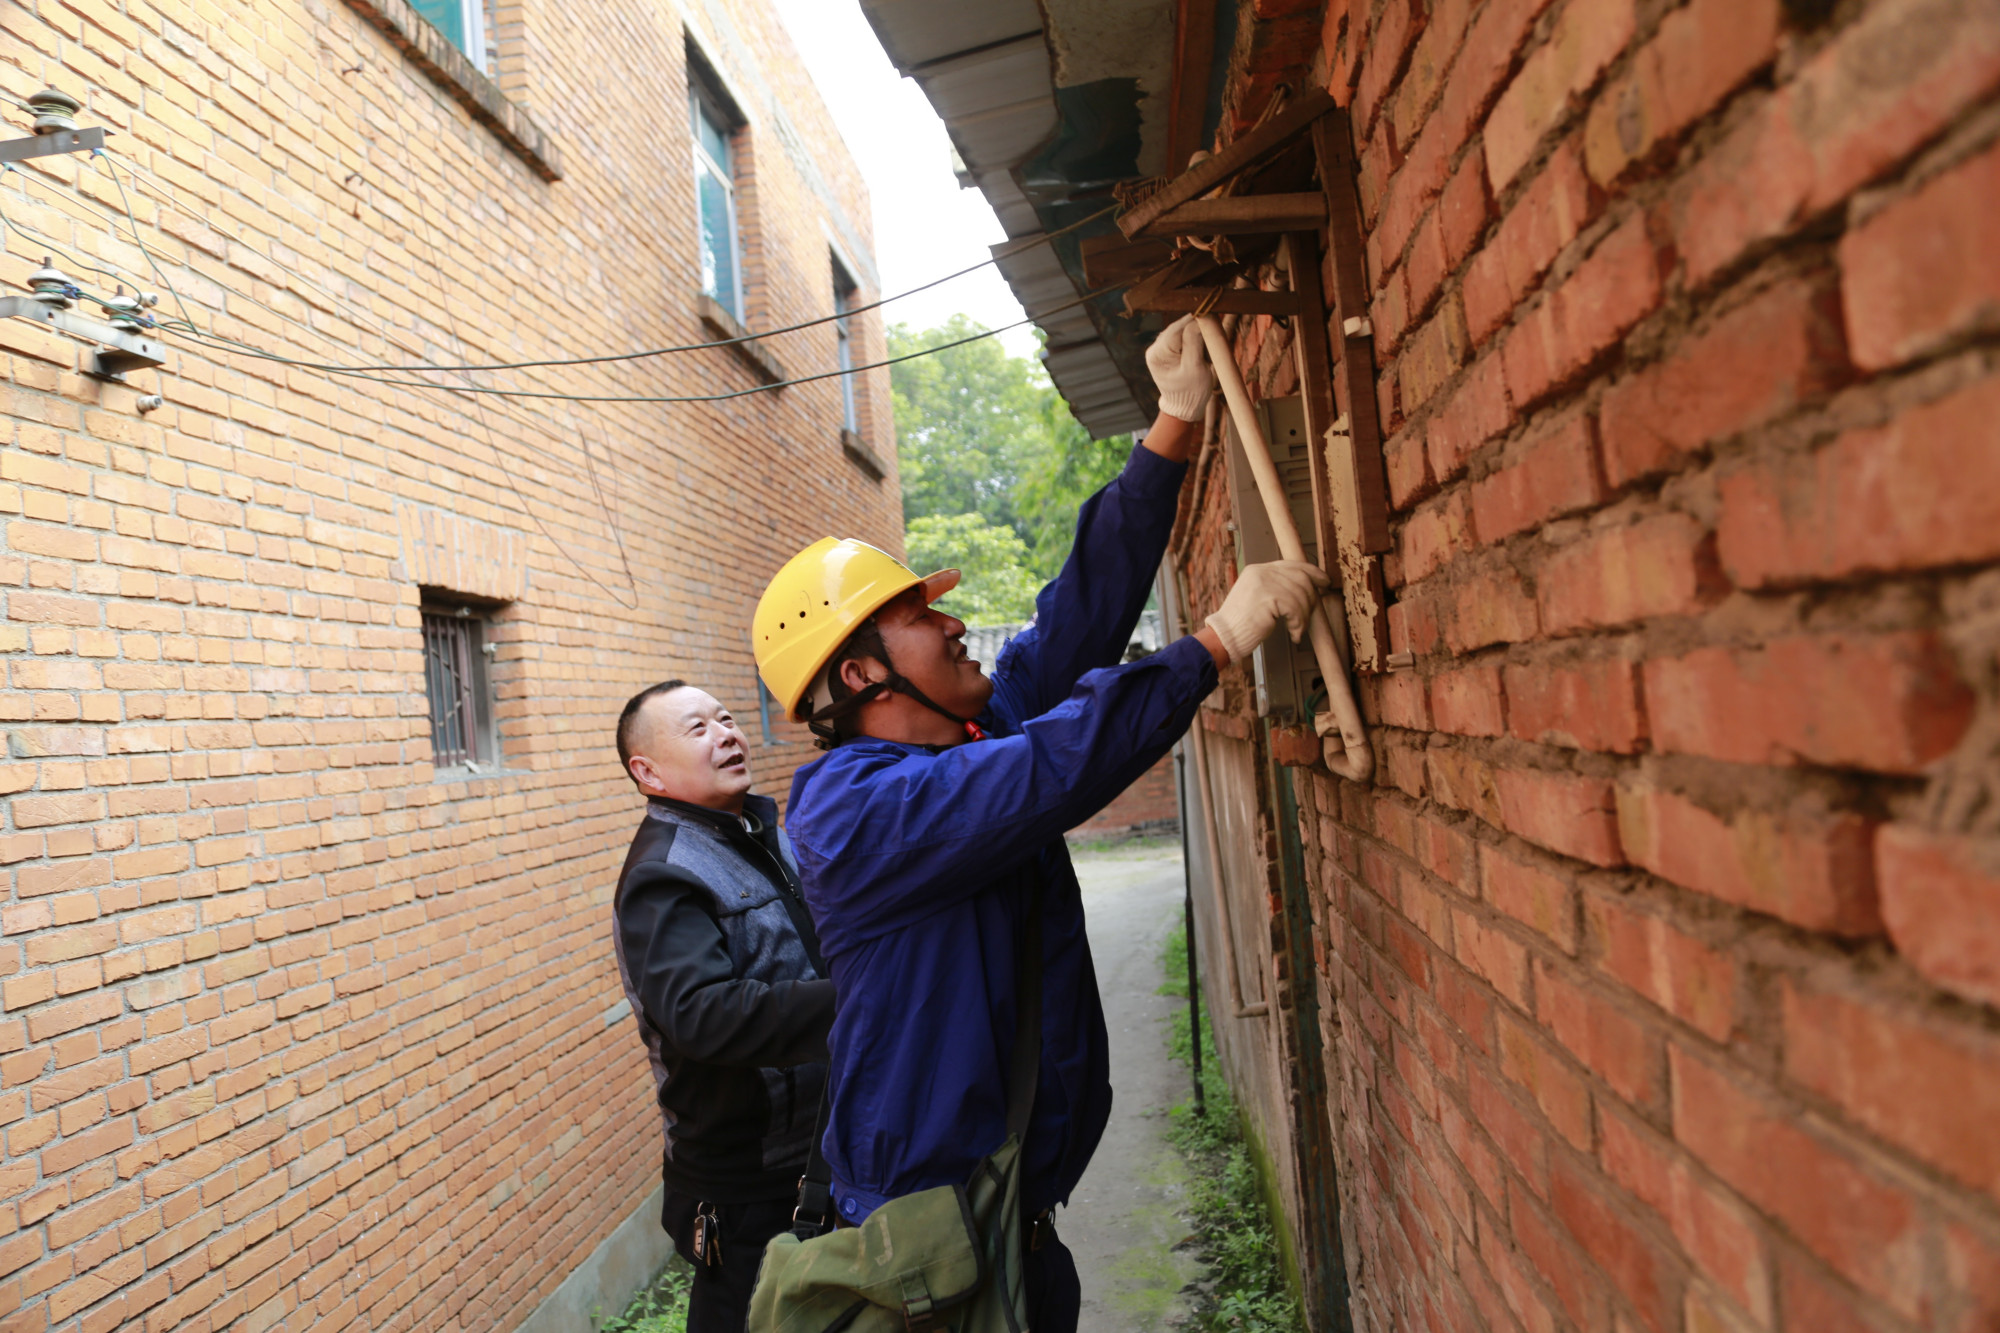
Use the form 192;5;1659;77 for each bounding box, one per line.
784;444;1219;1236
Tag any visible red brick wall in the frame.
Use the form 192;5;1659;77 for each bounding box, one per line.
1173;1;2000;1329
0;0;899;1328
1071;754;1179;839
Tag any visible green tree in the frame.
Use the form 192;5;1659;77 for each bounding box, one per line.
1013;391;1131;580
891;317;1138;611
903;513;1042;625
889;318;1048;531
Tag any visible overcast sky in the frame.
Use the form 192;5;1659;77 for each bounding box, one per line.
768;0;1039;356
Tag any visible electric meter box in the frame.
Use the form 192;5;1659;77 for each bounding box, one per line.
1223;394;1341;726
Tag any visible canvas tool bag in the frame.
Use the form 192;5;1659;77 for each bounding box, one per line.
748;886;1045;1333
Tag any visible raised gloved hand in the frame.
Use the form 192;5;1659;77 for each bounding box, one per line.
1206;560;1330;663
1144;314;1214;422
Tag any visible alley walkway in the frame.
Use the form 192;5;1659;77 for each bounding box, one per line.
1064;845;1205;1331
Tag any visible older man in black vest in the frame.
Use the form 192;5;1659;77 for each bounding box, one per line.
610;680;833;1333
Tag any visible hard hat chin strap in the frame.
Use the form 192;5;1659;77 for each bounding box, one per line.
804;650;977;751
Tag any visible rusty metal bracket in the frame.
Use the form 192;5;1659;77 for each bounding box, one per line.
0;296;168;381
0;127;104;165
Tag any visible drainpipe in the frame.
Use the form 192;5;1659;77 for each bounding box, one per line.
1195;314;1373;784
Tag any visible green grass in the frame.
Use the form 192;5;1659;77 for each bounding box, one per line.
1159;923;1306;1333
592;1256;693;1333
1065;831;1184;859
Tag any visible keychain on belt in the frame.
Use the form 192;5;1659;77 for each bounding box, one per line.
692;1201;724;1270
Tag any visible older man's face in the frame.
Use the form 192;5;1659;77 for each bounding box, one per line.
625;687;754;812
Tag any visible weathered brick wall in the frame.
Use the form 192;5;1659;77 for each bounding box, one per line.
0;0;899;1327
1175;0;2000;1329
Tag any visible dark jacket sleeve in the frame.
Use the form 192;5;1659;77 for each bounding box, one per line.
987;443;1187;724
618;861;835;1069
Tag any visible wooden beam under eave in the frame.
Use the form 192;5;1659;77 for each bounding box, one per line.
1166;0;1218;175
1284;233;1343;596
1134;193;1329;238
1117;88;1336;239
1080;235;1177;288
1124;289;1300;316
1311;109;1393;557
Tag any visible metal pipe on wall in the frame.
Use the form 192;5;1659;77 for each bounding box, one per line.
1195;314;1373;783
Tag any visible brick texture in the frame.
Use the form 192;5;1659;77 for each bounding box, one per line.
0;2;900;1330
1171;0;2000;1329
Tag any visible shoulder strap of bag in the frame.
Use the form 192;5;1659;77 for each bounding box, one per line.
791;1085;834;1239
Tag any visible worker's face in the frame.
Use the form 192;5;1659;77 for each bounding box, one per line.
625;687;754;811
872;588;995;720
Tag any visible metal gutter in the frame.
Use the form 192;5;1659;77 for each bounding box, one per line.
859;0;1161;437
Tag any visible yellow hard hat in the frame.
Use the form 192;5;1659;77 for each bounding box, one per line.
754;538;960;721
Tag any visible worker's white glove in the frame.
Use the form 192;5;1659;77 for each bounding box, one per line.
1206;560;1329;663
1145;314;1214;422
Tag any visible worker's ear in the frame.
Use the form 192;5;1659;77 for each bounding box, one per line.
837;655;886;695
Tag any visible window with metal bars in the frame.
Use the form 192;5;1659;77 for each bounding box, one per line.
422;605;497;769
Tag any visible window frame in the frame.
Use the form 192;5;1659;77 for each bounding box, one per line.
420;602;501;772
408;0;489;72
690;75;745;323
337;0;560;179
833;259;861;434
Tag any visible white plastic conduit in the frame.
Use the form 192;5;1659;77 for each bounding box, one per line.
1195;314;1373;783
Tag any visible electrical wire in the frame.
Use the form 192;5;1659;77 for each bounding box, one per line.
374;87;642;606
71;133;650;607
104;148;1118;376
153;284;1114;405
3;83;1128;600
102;155;196;330
0;172;138;295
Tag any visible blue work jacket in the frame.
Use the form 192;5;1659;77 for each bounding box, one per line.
785;444;1219;1222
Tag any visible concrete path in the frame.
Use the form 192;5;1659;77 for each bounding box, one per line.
1064;846;1206;1331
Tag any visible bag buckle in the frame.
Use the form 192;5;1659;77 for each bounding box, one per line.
792;1175;832;1239
902;1288;937;1331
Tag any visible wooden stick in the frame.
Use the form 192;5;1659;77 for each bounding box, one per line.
1196;314;1373;783
1134;193;1329;237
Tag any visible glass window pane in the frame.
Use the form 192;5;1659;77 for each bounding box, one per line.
698;165;738;316
834;275;858;431
694;99;731;174
410;0;468;51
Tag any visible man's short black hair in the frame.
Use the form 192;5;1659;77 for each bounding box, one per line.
617;679;689;779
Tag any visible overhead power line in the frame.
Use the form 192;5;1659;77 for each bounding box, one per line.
103;148;1116;377
151;285;1117;405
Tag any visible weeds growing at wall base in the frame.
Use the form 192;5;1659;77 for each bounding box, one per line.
1160;924;1306;1333
594;1257;693;1333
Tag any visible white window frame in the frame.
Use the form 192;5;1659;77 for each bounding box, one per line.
691;82;744;322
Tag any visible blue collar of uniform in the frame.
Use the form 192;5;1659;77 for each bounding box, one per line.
827;710;1004;756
